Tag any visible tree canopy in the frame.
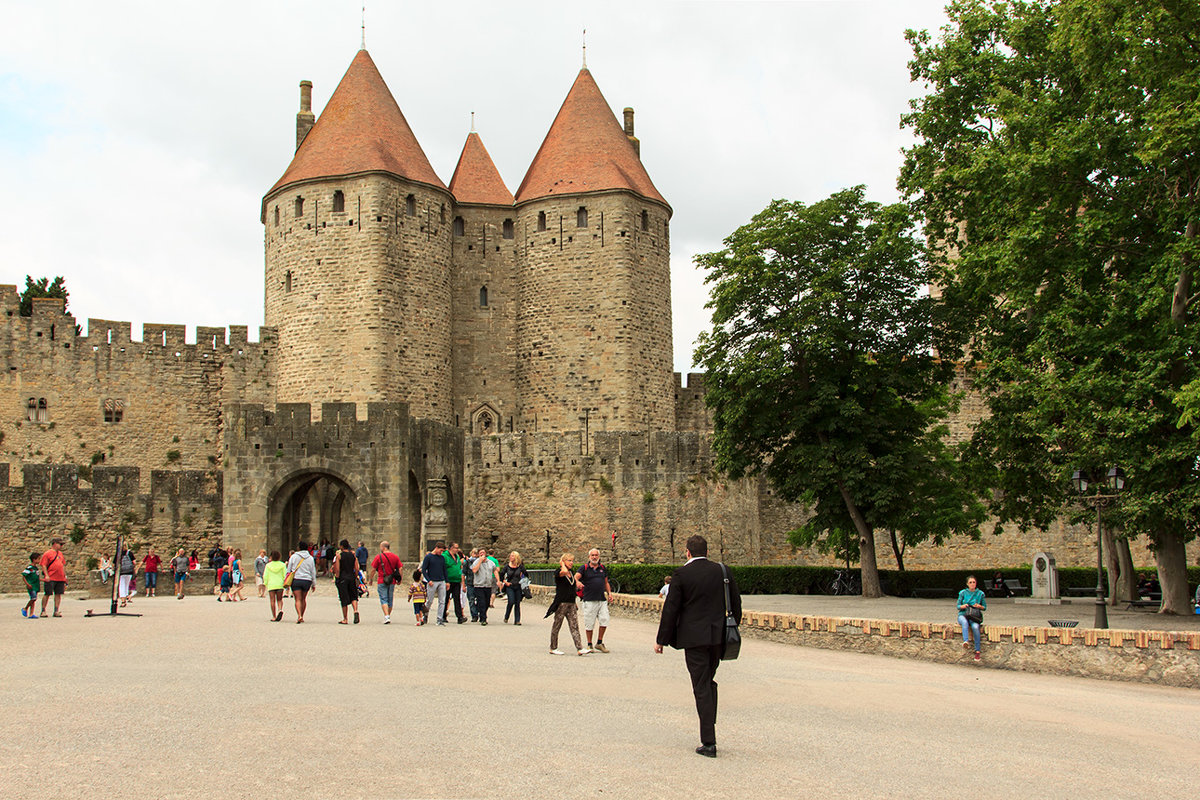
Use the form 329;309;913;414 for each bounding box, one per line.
19;276;69;317
694;187;984;597
900;0;1200;612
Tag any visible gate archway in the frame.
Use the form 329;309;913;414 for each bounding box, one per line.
267;470;358;556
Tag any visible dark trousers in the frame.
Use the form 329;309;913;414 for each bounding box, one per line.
504;585;522;623
474;587;492;623
445;581;463;622
684;645;721;746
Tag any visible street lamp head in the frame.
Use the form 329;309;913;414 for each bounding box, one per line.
1106;466;1125;493
1071;469;1089;495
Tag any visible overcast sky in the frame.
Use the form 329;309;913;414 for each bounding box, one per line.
0;0;949;374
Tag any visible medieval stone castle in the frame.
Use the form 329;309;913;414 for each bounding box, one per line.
0;49;1174;589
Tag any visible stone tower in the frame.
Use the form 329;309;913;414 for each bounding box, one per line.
513;68;675;433
448;132;518;433
261;50;453;423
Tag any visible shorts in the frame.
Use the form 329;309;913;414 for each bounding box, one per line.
377;582;395;608
27;587;38;600
413;602;425;616
336;579;357;607
44;580;65;596
255;575;264;586
582;600;610;628
175;571;188;583
145;572;158;588
291;579;313;593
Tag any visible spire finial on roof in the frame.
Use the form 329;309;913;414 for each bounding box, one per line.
470;111;476;132
582;28;587;68
361;3;366;50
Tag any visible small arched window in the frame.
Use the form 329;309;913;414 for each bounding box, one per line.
502;218;514;239
641;210;649;231
274;206;280;226
537;211;547;232
479;286;489;307
26;397;36;422
294;196;304;217
36;397;48;423
577;207;588;228
103;398;124;423
478;411;493;432
405;194;416;216
453;216;465;237
332;190;345;213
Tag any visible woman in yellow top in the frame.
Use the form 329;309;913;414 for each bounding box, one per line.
263;550;287;622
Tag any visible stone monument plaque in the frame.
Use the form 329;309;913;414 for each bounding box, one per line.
1031;551;1059;599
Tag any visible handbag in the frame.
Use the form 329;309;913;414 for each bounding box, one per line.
963;606;983;625
720;563;741;661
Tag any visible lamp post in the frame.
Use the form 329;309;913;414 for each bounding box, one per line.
1071;467;1125;629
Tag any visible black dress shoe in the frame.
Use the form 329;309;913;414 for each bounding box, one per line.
695;744;717;758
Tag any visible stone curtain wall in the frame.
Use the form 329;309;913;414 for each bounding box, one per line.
0;463;221;592
515;191;674;433
450;202;519;433
264;175;454;422
0;288;274;479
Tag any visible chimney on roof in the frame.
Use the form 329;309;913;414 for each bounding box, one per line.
623;107;640;158
296;80;315;151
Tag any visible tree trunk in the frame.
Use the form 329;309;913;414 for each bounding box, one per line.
1154;528;1190;615
836;481;882;597
889;527;905;572
1113;536;1136;606
1102;522;1122;605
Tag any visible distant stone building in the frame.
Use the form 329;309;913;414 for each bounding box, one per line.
1;49;1188;589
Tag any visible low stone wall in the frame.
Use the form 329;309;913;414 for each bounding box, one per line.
86;569;217;599
539;588;1200;689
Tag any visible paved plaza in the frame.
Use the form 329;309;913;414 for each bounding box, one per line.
2;587;1197;799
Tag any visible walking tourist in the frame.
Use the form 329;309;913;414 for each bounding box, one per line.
469;546;500;625
369;540;403;624
22;552;40;618
264;550;286;621
408;569;427;625
255;549;268;597
957;575;987;662
172;548;189;599
420;541;448;626
443;542;466;624
334;539;361;624
38;535;67;618
576;548;612;652
229;548;247;601
286;542;316;623
655;534;741;758
117;545;136;607
499;551;528;625
546;552;586;656
141;547;161;597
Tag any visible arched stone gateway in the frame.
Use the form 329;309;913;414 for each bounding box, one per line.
268;470;357;555
223;402;463;564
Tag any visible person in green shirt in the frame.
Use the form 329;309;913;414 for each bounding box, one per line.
442;542;466;624
22;553;40;618
956;575;988;662
264;551;287;622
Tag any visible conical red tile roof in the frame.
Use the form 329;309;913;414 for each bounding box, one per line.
514;68;667;207
265;50;445;203
448;132;513;206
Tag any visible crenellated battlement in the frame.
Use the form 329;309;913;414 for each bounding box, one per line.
0;462;219;501
227;401;413;446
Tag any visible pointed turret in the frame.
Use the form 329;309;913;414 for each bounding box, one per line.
449;132;514;207
265;49;444;214
514;68;666;206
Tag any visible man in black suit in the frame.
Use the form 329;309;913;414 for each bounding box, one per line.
655;534;741;758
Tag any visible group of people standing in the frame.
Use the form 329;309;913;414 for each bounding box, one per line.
414;541;531;627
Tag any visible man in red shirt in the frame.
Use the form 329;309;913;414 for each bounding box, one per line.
368;540;403;624
38;535;67;618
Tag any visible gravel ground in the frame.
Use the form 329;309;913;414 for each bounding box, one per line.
1;586;1197;799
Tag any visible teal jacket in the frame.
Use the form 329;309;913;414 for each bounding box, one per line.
957;588;987;615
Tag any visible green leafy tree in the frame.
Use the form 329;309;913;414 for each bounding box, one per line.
900;0;1199;613
19;276;69;317
695;187;985;597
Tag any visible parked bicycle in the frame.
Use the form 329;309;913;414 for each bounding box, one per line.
824;569;861;596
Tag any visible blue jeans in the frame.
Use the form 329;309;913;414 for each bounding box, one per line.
505;585;522;623
958;614;981;651
145;572;158;588
377;582;395;608
465;584;477;620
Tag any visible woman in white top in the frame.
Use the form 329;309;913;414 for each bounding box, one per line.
286;542;317;623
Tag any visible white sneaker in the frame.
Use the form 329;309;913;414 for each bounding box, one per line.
578;649;591;656
383;615;391;624
549;649;565;656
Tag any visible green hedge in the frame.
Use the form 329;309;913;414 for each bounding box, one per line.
525;563;1200;597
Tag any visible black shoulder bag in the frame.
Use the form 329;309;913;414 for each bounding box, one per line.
720;563;741;661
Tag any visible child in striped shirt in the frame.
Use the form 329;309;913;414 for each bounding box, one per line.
407;569;427;625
